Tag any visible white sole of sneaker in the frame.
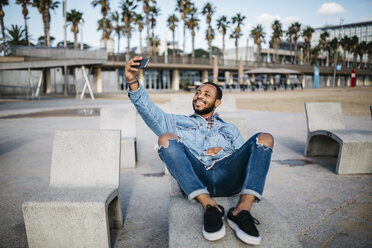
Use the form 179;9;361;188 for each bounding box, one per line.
202;224;226;241
227;219;261;245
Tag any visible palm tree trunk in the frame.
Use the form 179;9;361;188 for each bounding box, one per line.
146;13;150;54
103;15;107;48
127;27;130;57
139;31;143;53
183;23;186;57
222;33;225;61
0;15;5;54
235;38;238;61
289;41;293;63
208;25;212;61
172;30;175;60
191;30;195;59
74;31;78;49
42;9;50;46
24;15;29;46
258;44;262;63
294;42;298;63
117;33;120;53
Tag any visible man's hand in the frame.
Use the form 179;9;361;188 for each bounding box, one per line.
125;56;142;90
205;147;222;156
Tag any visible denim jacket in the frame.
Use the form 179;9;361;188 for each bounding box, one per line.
128;85;244;168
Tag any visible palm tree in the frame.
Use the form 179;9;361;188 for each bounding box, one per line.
286;26;295;63
16;0;32;46
111;11;122;53
201;2;215;60
133;13;144;53
319;31;329;66
32;0;60;47
350;35;359;65
328;37;339;86
250;24;265;63
340;36;350;66
167;14;179;59
230;13;245;61
138;0;154;54
120;0;137;57
37;35;54;46
271;19;283;63
66;9;83;49
6;24;27;46
176;0;192;57
97;17;113;40
367;41;372;65
356;41;367;68
0;0;8;54
186;3;199;59
216;15;229;60
302;26;314;63
291;22;301;63
91;0;110;49
310;45;321;65
205;27;215;57
149;4;160;56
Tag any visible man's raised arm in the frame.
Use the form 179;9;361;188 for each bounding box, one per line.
124;56;174;137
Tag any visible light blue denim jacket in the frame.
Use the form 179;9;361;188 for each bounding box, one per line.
128;85;244;168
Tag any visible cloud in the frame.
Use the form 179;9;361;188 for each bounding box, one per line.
317;2;346;16
257;13;281;26
282;16;301;26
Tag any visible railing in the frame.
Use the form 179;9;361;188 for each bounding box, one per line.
107;53;372;70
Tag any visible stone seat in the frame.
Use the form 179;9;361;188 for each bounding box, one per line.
22;130;123;248
168;177;301;247
304;102;372;174
100;106;137;168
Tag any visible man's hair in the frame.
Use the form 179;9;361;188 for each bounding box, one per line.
202;82;223;100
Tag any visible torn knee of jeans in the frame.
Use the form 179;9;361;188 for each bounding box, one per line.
155;138;182;150
256;134;274;150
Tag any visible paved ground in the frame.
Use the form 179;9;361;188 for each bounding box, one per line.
0;96;371;247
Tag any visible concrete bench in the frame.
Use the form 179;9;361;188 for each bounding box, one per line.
304;102;372;174
168;177;301;247
100;107;137;168
22;130;123;248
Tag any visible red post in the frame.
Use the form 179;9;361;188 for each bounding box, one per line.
351;69;356;87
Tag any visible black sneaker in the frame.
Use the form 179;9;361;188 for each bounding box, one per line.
226;208;261;245
202;204;226;241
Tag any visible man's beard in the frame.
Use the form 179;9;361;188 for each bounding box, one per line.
193;100;216;115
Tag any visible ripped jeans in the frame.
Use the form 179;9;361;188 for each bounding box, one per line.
158;132;272;201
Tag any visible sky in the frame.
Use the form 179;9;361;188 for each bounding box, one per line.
4;0;372;53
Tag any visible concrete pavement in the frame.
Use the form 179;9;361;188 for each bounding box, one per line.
0;97;371;247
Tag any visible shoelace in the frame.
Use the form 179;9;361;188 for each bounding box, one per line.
240;212;260;225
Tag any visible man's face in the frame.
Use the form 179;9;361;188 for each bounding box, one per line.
192;84;221;117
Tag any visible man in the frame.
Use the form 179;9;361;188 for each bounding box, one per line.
125;56;273;245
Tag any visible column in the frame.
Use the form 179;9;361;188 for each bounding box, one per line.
238;59;243;84
326;75;330;88
337;75;341;87
96;67;103;93
213;56;218;84
301;73;306;88
225;71;230;84
286;74;290;86
346;75;351;87
172;69;179;91
202;70;208;82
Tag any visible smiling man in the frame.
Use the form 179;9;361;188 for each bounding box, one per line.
125;56;273;245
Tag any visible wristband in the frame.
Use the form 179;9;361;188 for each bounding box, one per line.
128;79;139;85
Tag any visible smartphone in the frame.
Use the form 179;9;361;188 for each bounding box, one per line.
133;58;150;69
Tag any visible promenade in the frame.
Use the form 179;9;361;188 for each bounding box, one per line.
0;89;371;247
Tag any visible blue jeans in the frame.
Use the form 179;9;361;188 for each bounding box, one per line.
158;133;272;201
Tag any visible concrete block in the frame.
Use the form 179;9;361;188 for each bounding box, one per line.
304;102;372;174
100;107;137;168
100;107;136;139
168;177;301;247
22;130;123;248
121;137;136;169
